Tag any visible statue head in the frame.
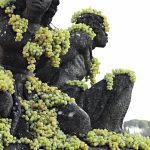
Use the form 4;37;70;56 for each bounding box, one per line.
15;0;60;26
76;14;108;48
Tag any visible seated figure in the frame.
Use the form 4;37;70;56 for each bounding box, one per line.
0;1;134;149
0;0;61;135
0;0;94;137
36;13;108;87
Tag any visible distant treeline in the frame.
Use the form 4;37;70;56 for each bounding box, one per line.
124;119;150;137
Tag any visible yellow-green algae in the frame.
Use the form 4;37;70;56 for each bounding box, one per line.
104;69;136;91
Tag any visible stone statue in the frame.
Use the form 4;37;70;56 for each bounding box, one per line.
36;13;108;87
0;0;60;136
0;0;136;149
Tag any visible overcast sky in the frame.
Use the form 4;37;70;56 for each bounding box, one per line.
52;0;150;121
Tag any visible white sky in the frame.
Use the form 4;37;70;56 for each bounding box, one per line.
52;0;150;121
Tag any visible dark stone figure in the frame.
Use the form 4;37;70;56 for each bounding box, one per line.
0;0;60;140
36;13;108;87
0;0;134;149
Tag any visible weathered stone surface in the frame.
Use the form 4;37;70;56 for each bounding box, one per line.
60;85;84;107
89;147;131;150
57;75;134;133
0;92;13;118
14;118;32;139
4;144;29;150
88;147;109;150
57;102;91;136
0;0;135;149
83;75;133;132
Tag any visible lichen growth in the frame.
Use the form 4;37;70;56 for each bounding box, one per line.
68;23;96;40
1;1;28;42
25;76;76;107
16;76;88;150
65;80;88;91
35;27;70;68
104;69;136;91
71;8;110;32
50;29;70;68
86;57;100;86
0;0;15;9
0;118;16;149
112;69;136;84
0;75;88;149
64;136;88;150
104;73;114;91
86;129;150;150
8;14;28;42
23;27;70;72
4;5;16;17
0;3;141;150
23;42;43;72
0;67;15;94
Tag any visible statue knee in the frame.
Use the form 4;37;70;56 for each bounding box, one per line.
57;102;91;137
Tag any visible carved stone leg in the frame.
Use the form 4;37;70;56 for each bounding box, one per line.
82;80;110;129
83;75;133;132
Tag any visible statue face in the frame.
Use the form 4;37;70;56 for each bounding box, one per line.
26;0;52;13
76;14;108;48
94;23;108;48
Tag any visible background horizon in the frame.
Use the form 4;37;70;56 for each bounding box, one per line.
52;0;150;121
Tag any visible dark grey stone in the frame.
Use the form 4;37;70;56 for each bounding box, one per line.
14;118;33;139
0;0;135;149
88;147;131;150
88;147;109;150
83;75;133;132
57;102;91;136
4;144;29;150
0;92;13;118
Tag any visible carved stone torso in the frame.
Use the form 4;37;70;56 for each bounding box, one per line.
36;31;93;86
